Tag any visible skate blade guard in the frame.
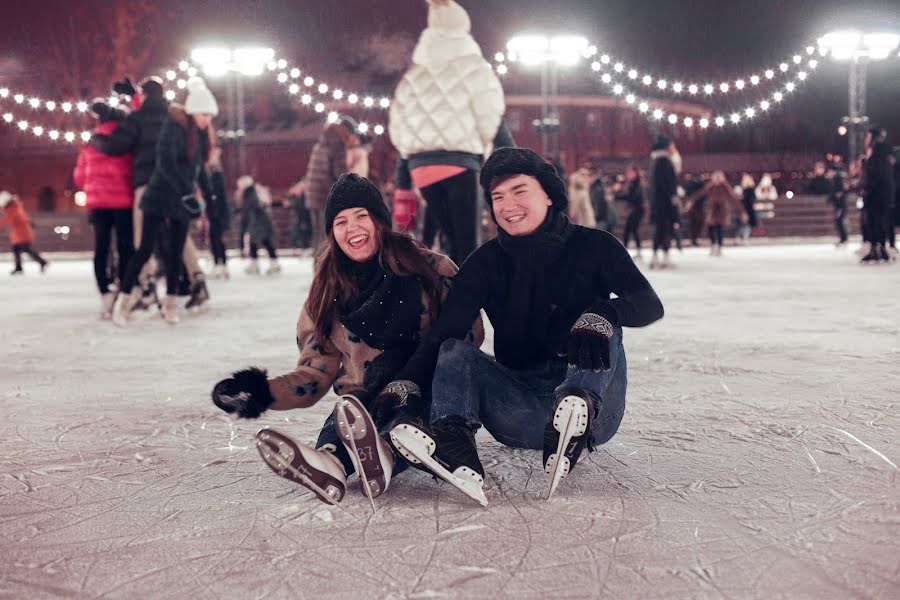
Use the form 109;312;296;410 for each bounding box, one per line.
546;395;590;499
390;423;488;507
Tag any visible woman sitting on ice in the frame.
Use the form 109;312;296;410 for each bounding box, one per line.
210;174;482;508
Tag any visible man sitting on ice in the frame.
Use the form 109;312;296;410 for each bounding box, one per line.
373;147;665;504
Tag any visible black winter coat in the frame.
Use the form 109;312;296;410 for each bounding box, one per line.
863;142;895;214
616;180;646;214
91;94;169;188
240;186;276;243
649;152;678;224
140;107;213;222
207;169;231;230
397;213;664;388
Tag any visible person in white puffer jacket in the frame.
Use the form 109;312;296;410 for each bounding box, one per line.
389;0;513;264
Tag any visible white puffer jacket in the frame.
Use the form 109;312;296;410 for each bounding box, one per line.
389;0;504;159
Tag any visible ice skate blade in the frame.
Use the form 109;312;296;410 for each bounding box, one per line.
390;425;488;507
256;429;345;508
334;397;391;501
546;396;589;499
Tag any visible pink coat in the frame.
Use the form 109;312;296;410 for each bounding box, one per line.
73;121;134;210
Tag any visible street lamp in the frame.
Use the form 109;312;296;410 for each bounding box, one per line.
818;30;900;161
507;34;589;163
191;46;275;175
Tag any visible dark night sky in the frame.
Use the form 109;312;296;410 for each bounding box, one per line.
1;0;898;152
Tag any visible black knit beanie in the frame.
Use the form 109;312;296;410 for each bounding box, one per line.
325;173;392;234
480;147;568;219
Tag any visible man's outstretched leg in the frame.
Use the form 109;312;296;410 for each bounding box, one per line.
545;326;627;497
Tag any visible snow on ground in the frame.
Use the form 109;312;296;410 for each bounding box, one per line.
1;243;898;599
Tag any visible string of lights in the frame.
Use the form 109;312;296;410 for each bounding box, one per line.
266;56;390;135
495;41;824;99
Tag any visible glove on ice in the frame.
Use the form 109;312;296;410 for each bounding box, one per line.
211;367;274;418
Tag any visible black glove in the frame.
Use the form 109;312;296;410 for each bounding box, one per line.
370;380;423;430
566;312;613;371
211;367;275;418
181;194;202;218
112;77;137;97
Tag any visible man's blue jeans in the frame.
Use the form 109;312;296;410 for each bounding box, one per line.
429;327;627;449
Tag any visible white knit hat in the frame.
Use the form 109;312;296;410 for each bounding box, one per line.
427;0;470;32
0;191;12;208
413;0;482;67
184;77;219;116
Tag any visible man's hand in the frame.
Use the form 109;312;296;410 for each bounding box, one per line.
566;313;613;371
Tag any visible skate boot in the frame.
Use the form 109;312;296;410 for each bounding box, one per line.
100;292;116;320
112;289;140;327
389;415;488;506
632;250;643;262
648;252;660;270
544;390;597;499
245;259;261;275
133;278;161;312
333;395;395;510
10;268;23;276
661;252;675;269
185;273;210;312
161;294;179;325
266;260;282;276
860;248;881;264
256;428;347;505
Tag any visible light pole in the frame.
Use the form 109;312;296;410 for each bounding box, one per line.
507;35;589;165
818;31;899;162
190;46;275;176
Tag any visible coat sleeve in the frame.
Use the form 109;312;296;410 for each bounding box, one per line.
73;150;87;189
90;114;139;156
197;164;213;204
267;305;344;410
588;233;664;328
395;249;490;391
472;63;505;150
155;120;192;197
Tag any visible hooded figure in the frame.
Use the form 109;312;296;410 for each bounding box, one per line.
389;0;513;264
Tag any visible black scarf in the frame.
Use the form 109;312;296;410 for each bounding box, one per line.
495;210;574;368
337;256;424;351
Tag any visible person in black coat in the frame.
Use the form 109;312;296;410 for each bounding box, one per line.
237;178;280;275
616;164;646;258
373;147;664;502
827;166;849;245
681;172;706;246
112;78;218;325
648;135;679;268
206;147;231;278
808;162;832;196
861;127;895;263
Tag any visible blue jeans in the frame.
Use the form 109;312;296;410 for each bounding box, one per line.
429;327;627;449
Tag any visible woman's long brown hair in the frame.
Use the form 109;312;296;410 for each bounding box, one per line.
306;219;444;347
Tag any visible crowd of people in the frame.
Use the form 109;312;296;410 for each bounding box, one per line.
806;128;899;263
551;135;778;268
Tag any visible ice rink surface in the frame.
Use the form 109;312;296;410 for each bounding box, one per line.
1;244;898;599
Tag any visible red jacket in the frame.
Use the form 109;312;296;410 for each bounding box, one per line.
0;199;34;245
73;120;134;210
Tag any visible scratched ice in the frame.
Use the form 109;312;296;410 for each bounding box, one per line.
1;244;898;598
